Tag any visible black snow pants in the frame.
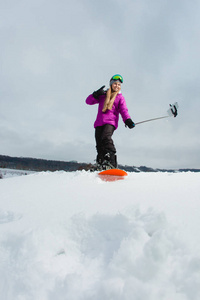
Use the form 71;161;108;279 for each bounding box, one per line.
95;124;117;167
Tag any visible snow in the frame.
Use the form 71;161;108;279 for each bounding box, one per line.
0;170;200;300
0;168;35;179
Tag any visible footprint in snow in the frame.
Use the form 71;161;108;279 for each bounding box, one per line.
0;211;22;224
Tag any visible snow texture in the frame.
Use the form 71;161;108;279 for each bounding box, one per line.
0;170;200;300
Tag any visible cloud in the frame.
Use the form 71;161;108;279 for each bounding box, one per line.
0;0;200;168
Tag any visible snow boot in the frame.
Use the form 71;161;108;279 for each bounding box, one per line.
90;155;104;172
102;152;117;170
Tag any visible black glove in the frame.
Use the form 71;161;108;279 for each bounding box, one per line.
93;85;106;99
125;118;135;129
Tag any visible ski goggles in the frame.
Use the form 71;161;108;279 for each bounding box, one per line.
111;74;123;83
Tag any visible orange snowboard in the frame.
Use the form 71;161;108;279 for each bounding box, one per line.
98;169;128;182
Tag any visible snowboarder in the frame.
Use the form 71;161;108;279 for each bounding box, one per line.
86;74;135;170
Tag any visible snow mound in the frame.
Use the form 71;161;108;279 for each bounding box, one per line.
0;171;200;300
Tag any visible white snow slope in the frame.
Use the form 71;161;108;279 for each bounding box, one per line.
0;170;200;300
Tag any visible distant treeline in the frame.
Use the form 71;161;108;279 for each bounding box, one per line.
0;154;199;173
0;155;90;172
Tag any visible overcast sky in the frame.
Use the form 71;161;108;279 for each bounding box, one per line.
1;0;200;169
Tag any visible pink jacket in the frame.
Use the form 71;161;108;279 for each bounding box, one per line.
86;93;131;129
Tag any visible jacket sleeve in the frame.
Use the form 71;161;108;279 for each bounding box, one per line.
118;95;131;123
85;94;99;105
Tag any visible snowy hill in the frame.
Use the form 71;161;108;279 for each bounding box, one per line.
0;168;35;179
0;170;200;300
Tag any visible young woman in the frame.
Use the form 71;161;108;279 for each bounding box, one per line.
86;74;135;170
